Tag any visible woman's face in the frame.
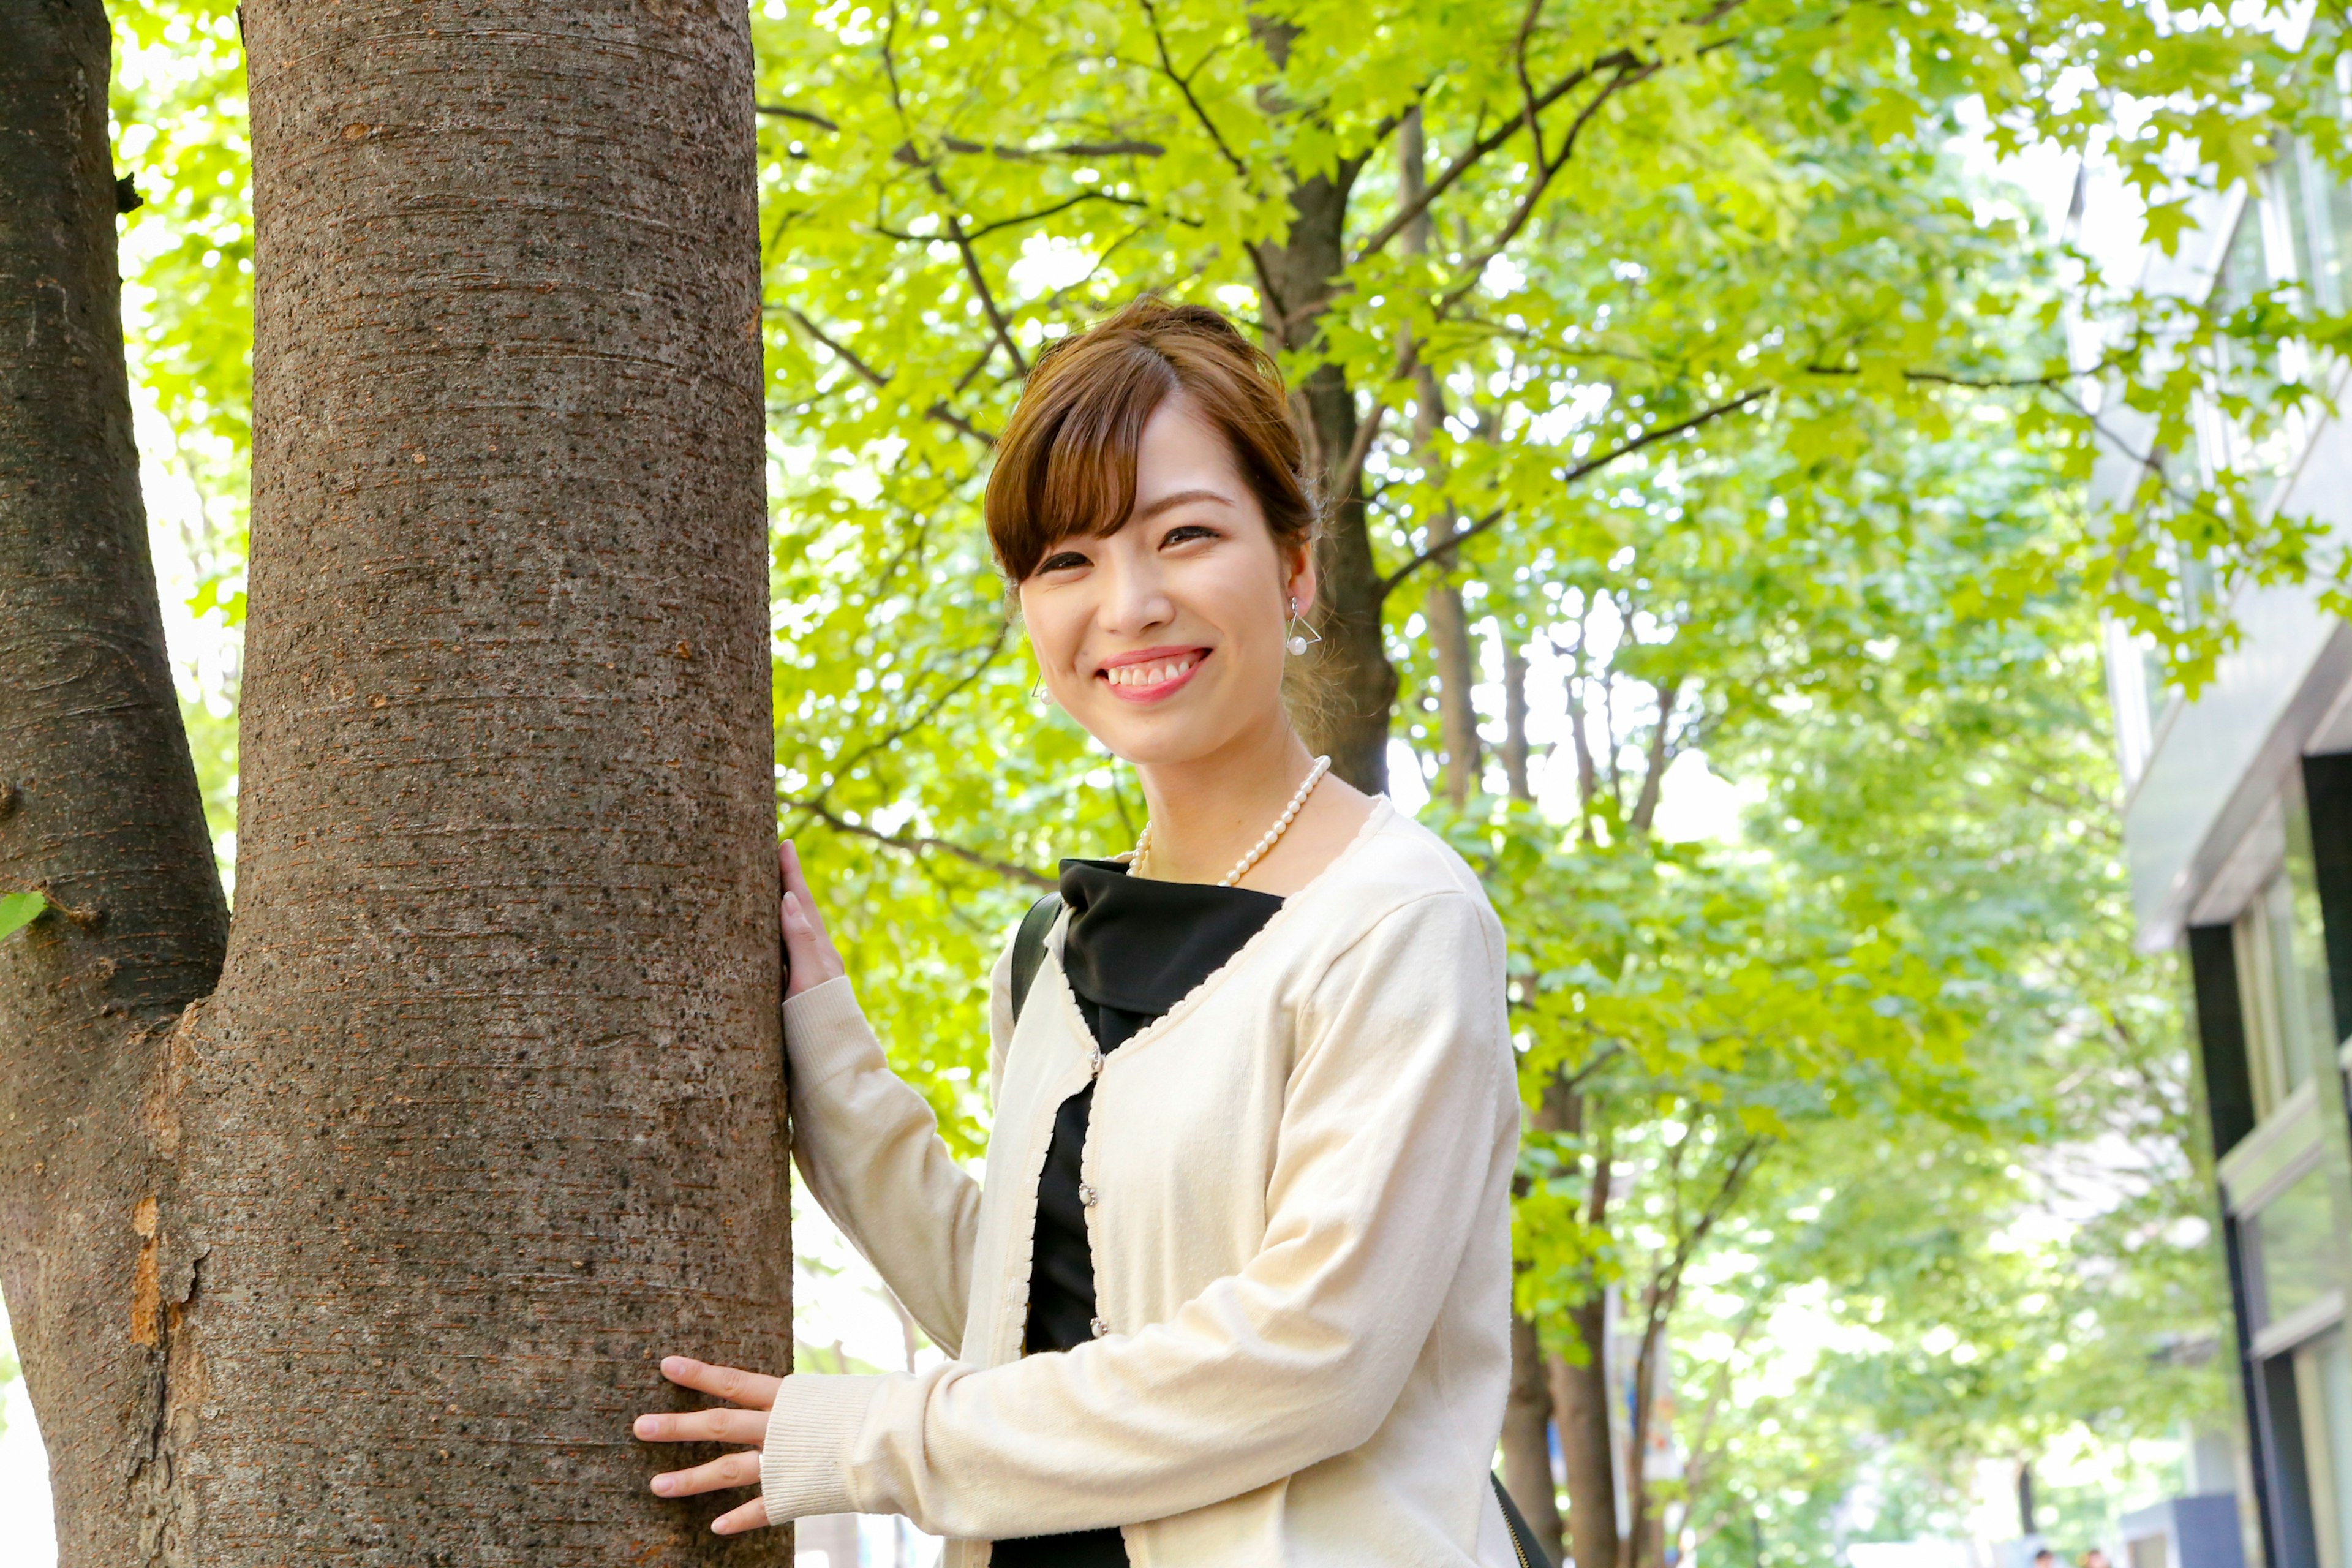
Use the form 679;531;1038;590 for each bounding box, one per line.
1017;393;1313;769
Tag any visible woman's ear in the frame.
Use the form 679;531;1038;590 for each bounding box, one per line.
1283;544;1319;622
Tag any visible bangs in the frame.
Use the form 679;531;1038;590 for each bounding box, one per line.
982;296;1317;585
996;344;1177;581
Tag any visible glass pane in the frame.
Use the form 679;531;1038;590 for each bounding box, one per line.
2284;772;2337;1061
2291;141;2352;313
2266;873;2323;1095
2238;897;2289;1116
2252;1162;2348;1328
2332;47;2352;315
2333;168;2352;311
2281;143;2320;293
2297;1329;2352;1568
2216;206;2269;314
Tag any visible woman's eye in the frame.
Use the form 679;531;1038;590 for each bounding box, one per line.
1163;524;1218;547
1034;552;1089;575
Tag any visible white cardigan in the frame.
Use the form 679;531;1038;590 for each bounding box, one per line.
761;797;1524;1567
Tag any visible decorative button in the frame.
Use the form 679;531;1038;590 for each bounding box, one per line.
1077;1183;1098;1207
1088;1049;1105;1079
1089;1317;1109;1339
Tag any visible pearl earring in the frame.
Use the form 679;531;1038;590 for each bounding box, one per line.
1285;596;1322;657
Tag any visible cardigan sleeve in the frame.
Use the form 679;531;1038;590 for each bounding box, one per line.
758;889;1517;1537
780;932;1016;1360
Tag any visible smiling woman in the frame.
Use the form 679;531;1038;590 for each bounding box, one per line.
633;298;1540;1568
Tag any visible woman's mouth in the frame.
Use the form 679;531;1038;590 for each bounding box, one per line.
1098;648;1209;703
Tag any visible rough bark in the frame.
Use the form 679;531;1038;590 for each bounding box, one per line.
0;7;235;1564
107;5;787;1562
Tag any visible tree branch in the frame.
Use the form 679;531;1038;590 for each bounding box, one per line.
871;189;1158;245
1438;56;1665;313
1352;0;1752;265
781;797;1054;889
1627;671;1684;835
757;103;841;132
919;135;1168;162
1139;0;1258;190
1378;387;1766;595
826;622;1014;783
782;309;1001;446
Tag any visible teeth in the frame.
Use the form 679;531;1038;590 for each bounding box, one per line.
1106;654;1197;687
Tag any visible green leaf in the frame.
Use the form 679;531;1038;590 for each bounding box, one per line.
0;891;47;943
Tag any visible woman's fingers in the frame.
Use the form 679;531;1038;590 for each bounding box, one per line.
649;1446;762;1499
657;1355;782;1411
712;1495;773;1535
776;840;846;999
779;839;815;909
633;1405;769;1446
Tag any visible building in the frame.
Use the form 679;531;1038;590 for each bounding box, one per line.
2098;51;2352;1568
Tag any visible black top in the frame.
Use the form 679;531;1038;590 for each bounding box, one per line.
994;858;1283;1568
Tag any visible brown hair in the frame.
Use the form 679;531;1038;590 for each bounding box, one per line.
983;297;1322;584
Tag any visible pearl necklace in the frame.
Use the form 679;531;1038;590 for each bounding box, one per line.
1131;756;1332;888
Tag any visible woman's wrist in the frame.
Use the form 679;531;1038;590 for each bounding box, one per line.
758;1373;884;1523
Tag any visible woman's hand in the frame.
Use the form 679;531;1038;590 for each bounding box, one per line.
778;839;846;1001
635;1355;782;1536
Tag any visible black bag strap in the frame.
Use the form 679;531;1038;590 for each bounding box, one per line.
1491;1474;1551;1568
1008;892;1063;1022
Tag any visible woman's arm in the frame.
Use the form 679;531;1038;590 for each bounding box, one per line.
777;842;1000;1357
754;889;1518;1539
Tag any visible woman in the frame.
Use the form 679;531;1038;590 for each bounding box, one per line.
632;298;1525;1565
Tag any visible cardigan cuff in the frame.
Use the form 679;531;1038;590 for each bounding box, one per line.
760;1373;883;1523
781;976;880;1095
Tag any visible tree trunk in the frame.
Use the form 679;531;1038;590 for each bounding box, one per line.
1245;28;1389;792
1502;635;1532;802
1626;676;1681;837
12;5;790;1562
1396;108;1479;809
1623;1310;1667;1568
1426;579;1480;806
0;8;233;1562
1504;1312;1567;1564
1261;169;1391;794
1499;1050;1568;1561
1555;1123;1621;1568
1555;1293;1621;1568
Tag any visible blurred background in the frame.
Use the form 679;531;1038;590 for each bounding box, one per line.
13;3;2352;1567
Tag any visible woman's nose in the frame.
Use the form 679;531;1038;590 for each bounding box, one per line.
1096;556;1172;635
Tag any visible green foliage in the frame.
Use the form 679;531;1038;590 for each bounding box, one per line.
111;0;252;575
0;892;45;945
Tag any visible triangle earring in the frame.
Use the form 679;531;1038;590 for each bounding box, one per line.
1286;595;1323;657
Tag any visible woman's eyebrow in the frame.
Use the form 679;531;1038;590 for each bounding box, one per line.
1129;488;1238;523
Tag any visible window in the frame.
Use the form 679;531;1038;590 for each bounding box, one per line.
2217;204;2272;317
2297;1329;2352;1568
2250;1160;2348;1332
2234;781;2335;1114
2277;138;2352;312
2196;199;2306;502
